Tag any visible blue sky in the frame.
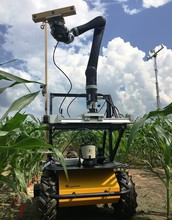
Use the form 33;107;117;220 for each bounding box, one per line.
103;1;172;53
0;0;172;118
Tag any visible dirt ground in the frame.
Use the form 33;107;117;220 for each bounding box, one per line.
15;168;171;220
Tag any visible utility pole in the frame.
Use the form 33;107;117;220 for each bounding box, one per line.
147;44;164;109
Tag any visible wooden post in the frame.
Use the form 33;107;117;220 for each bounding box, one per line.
43;22;48;143
32;6;76;144
44;22;48;116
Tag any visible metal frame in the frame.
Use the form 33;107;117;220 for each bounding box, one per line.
43;92;130;162
50;189;130;200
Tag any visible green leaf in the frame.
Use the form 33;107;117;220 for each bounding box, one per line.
0;69;42;84
0;82;19;94
0;131;9;136
0;70;42;94
0;137;52;152
0;59;18;66
53;148;68;180
0;145;12;151
14;169;27;193
144;161;166;185
127;102;172;149
0;91;40;122
147;102;172;118
11;137;52;150
27;114;39;123
127;114;147;148
0;175;18;191
2;112;27;131
0;75;10;80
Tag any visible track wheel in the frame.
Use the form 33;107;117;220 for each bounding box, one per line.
38;174;57;220
112;171;137;218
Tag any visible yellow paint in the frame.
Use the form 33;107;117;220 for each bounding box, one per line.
102;174;115;185
58;168;120;207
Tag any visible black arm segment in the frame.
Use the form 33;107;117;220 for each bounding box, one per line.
48;16;106;112
72;16;106;112
71;16;106;37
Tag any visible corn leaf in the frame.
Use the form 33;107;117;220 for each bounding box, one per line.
147;102;172;118
127;114;147;148
0;175;18;191
0;70;42;94
53;148;68;180
2;112;27;131
127;102;172;148
14;169;27;193
0;131;9;136
0;138;52;152
0;59;18;66
9;137;52;150
0;69;42;84
0;91;40;122
0;82;19;94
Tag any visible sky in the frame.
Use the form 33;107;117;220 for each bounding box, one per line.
0;0;172;119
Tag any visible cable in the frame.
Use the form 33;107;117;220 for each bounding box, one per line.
52;43;120;118
62;129;87;155
99;94;120;117
67;96;78;118
98;100;106;113
53;42;73;115
67;94;84;117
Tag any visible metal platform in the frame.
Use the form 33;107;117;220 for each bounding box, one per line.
42;113;131;130
44;160;128;171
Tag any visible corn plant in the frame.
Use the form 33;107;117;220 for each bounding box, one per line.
0;115;51;216
147;117;172;219
128;103;172;220
0;69;66;218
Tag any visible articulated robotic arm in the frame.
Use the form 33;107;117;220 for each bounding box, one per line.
32;7;131;163
48;16;106;113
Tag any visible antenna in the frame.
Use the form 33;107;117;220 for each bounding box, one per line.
147;44;164;109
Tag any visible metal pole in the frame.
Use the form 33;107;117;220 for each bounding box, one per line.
147;44;164;109
153;54;161;109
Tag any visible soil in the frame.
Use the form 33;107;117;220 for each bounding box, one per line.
14;168;172;220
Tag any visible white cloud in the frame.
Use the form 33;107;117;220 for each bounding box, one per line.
98;38;172;116
113;0;141;15
38;42;172;117
122;4;141;15
142;0;172;8
114;0;172;14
